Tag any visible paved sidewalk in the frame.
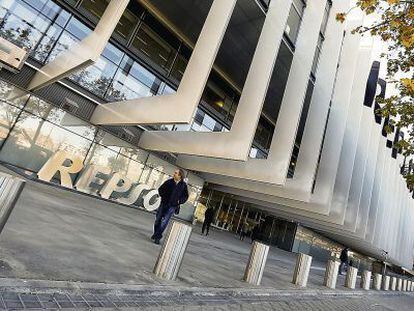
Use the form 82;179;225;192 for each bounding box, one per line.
0;172;413;310
0;177;330;290
0;277;413;310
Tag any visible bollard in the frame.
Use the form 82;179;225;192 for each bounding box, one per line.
153;221;192;280
373;273;382;290
345;266;358;289
0;173;25;234
243;241;269;286
397;278;403;291
360;270;371;290
390;277;397;291
292;253;312;287
323;260;340;289
382;275;390;291
403;279;407;291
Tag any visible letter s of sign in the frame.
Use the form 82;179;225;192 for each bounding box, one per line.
116;184;151;206
38;150;84;188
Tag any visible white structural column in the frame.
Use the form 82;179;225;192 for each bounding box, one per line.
178;0;332;182
28;0;129;91
181;17;361;205
134;0;292;161
91;0;236;126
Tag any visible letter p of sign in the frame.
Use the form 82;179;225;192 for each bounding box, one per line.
38;150;84;188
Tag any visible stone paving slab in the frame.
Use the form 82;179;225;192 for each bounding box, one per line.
0;277;413;310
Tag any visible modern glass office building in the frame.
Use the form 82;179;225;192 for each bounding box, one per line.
0;0;413;271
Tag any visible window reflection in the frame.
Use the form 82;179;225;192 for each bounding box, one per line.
0;112;92;172
0;101;20;146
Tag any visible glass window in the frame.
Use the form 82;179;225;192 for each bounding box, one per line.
131;23;176;71
157;82;176;95
25;0;70;26
0;101;20;147
288;80;314;176
321;2;331;34
253;117;274;151
79;0;108;20
107;66;153;101
0;80;30;108
79;0;140;42
0;112;92;173
115;8;139;41
285;3;303;44
0;0;58;51
201;83;232;118
170;54;187;82
70;55;118;97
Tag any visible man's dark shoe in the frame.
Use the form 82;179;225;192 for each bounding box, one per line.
150;234;155;241
154;239;160;245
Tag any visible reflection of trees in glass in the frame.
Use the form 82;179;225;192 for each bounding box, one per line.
0;104;20;141
0;14;35;49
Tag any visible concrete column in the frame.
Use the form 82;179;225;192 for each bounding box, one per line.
243;241;269;286
397;278;403;291
324;260;340;289
345;267;358;289
382;275;390;291
390;277;397;291
360;270;371;290
292;253;312;287
373;273;382;290
0;174;25;234
153;221;192;280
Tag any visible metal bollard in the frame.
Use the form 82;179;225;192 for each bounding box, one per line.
243;241;269;286
397;278;403;291
292;253;312;287
373;273;382;290
382;275;390;291
390;277;397;291
153;221;192;280
0;173;25;235
360;270;371;290
323;260;340;289
345;266;358;289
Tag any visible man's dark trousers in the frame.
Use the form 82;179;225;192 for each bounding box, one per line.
153;204;176;240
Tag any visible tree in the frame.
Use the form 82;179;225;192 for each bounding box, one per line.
337;0;414;186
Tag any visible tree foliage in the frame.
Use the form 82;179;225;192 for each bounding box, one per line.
337;0;414;186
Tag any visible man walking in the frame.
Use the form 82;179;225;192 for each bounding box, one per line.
339;247;349;275
202;207;215;236
151;169;189;244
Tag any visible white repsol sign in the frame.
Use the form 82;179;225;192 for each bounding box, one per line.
37;150;161;211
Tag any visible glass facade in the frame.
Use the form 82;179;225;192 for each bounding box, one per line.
0;80;203;220
0;0;308;160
